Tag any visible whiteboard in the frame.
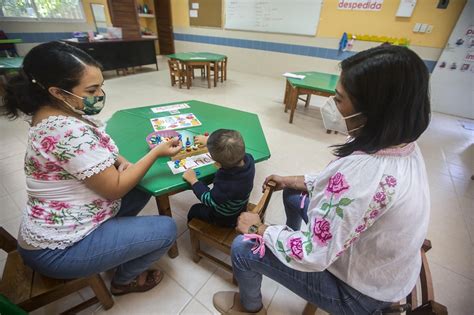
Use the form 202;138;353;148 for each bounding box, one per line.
225;0;323;36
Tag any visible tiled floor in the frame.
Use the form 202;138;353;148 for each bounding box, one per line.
0;57;473;314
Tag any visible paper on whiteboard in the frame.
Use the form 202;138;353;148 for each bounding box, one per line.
283;72;306;79
151;103;190;113
168;153;215;174
189;9;198;18
192;3;199;9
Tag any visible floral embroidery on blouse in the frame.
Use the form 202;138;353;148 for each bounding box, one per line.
277;172;353;262
335;174;397;257
21;116;121;250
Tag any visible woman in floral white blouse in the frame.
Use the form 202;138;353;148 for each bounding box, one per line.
2;41;182;295
213;45;431;314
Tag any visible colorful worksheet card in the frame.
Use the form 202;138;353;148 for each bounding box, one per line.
167;153;215;174
150;103;190;113
150;113;202;131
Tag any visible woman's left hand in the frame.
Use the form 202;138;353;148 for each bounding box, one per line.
236;212;261;234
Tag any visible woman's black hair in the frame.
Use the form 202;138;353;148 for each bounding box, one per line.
333;45;431;157
1;41;101;119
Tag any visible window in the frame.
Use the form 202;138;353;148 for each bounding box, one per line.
0;0;84;21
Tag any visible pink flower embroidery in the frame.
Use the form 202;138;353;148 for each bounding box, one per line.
45;212;56;224
355;224;365;233
32;171;48;180
369;209;380;219
385;176;397;187
325;172;350;199
29;157;41;169
373;191;386;204
98;134;111;149
44;161;62;172
287;237;304;260
40;136;59;153
74;149;85;155
31;205;45;218
92;210;109;223
49;201;70;211
64;129;73;137
313;217;333;246
79;127;87;132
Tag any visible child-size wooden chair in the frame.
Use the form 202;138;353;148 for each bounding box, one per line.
303;239;447;315
210;57;228;85
188;181;276;272
168;59;188;89
0;227;114;314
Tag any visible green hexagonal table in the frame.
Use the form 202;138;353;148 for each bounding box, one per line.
106;100;271;257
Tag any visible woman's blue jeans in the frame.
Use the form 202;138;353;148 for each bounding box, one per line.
18;188;177;285
231;188;391;314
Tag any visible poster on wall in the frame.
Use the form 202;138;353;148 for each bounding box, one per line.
430;0;474;119
337;0;384;11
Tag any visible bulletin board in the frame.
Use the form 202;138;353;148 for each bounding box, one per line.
188;0;222;28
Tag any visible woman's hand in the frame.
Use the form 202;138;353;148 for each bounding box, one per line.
154;138;182;157
182;169;198;185
262;175;287;192
236;212;262;234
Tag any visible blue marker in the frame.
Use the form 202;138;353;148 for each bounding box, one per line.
195;170;201;176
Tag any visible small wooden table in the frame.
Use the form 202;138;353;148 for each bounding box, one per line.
106;100;270;258
167;52;227;89
0;57;23;96
283;71;339;123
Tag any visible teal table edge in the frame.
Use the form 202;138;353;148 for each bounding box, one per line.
287;71;339;94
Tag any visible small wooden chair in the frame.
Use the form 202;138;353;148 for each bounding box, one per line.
168;59;188;89
0;227;114;314
188;181;276;272
210;57;228;84
303;239;447;315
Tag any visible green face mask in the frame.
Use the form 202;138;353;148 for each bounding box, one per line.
61;88;106;115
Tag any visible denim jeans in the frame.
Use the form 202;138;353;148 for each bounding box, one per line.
18;188;177;285
231;188;391;314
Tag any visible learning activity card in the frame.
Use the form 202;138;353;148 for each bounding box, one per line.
150;103;190;113
167;152;215;175
150;113;201;132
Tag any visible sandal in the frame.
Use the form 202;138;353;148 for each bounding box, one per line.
110;269;163;296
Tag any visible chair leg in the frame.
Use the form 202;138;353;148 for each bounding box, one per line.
302;302;317;315
305;94;311;108
189;230;202;263
88;274;114;310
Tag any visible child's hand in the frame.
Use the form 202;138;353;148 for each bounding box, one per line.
154;137;182;157
194;134;209;146
183;169;198;185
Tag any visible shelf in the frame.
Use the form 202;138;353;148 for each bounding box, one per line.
141;35;158;39
138;13;155;18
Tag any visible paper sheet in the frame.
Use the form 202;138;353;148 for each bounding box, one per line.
167;153;214;174
150;103;190;113
283;72;306;79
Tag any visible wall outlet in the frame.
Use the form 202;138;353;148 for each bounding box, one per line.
426;25;433;33
419;23;428;33
413;23;422;32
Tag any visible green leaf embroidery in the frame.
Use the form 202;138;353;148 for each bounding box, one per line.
285;255;291;263
336;207;344;219
321;202;329;211
277;240;285;251
303;231;311;238
338;198;352;206
305;242;313;254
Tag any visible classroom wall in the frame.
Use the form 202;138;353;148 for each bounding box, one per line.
170;0;466;77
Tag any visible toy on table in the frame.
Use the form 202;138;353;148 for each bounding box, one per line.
146;130;210;161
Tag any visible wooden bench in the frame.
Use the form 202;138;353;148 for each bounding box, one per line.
0;227;114;314
303;239;447;315
188;181;276;272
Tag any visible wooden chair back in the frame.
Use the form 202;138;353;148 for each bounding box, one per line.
188;181;276;272
168;59;186;88
0;227;114;313
302;239;447;315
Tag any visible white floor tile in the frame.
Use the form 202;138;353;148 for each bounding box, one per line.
180;298;213;315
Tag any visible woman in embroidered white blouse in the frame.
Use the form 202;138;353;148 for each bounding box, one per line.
2;41;182;295
213;46;431;314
